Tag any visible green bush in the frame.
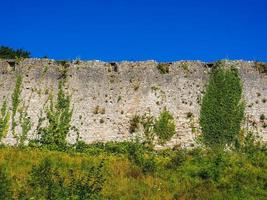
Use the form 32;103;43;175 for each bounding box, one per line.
28;157;105;200
200;65;245;149
128;142;156;173
157;63;170;74
0;165;12;199
0;45;30;59
154;108;176;144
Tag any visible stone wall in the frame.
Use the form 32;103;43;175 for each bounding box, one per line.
0;59;266;147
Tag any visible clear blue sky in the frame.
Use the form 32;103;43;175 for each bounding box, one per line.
1;0;266;61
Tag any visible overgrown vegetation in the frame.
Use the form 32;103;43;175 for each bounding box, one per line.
200;64;245;149
157;63;170;74
0;136;266;199
11;74;23;137
0;46;30;59
0;62;266;199
154;108;176;144
254;61;267;74
0;100;10;142
35;81;73;150
129;109;176;145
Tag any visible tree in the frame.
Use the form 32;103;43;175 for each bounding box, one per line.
0;46;30;59
200;64;245;149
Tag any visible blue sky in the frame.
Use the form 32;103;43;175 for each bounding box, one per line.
1;0;266;61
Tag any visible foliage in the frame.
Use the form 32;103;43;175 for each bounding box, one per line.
0;138;266;200
0;100;10;142
254;61;267;74
0;165;12;199
37;81;73;150
154;108;176;144
0;45;30;59
18;106;32;147
27;157;105;200
200;65;245;149
128;142;157;173
11;74;23;136
157;63;170;74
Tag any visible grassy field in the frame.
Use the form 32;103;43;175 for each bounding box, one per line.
0;140;266;200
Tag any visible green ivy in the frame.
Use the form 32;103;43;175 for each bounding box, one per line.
153;108;176;144
37;81;73;150
11;74;22;137
0;100;10;142
200;64;245;149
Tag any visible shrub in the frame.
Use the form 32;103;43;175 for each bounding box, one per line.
153;108;176;144
0;165;12;199
157;63;170;74
0;100;10;142
0;45;30;59
167;149;187;168
200;65;245;149
28;157;105;199
128;142;156;173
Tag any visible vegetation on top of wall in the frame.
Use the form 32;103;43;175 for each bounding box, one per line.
0;46;30;59
200;64;245;149
254;61;267;74
157;63;170;74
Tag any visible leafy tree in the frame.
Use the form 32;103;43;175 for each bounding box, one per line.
0;45;30;59
200;64;245;149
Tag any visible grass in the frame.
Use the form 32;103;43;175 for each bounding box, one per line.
0;140;266;199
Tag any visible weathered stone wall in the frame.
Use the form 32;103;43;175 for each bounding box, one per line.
0;59;266;147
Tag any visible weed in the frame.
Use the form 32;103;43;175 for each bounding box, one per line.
157;63;170;74
154;108;176;144
0;100;10;142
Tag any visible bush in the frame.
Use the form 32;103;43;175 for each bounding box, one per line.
200;65;245;149
154;108;176;144
157;63;170;74
0;45;30;59
28;157;106;199
128;142;156;173
0;165;12;199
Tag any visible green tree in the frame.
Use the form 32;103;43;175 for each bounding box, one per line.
0;45;30;59
200;64;245;149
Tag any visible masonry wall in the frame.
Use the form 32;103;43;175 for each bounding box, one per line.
0;59;266;147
